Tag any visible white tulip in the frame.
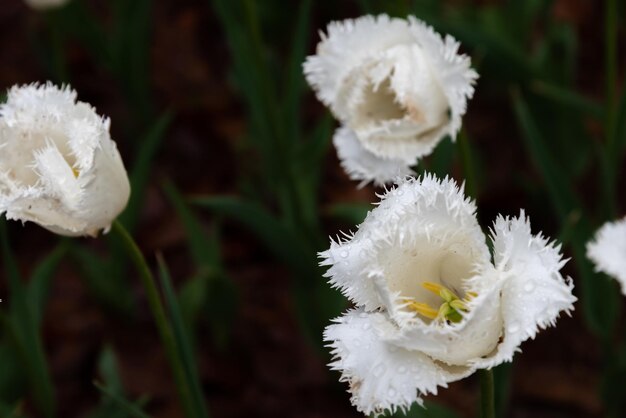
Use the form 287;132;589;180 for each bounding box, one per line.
321;174;575;415
24;0;70;11
587;217;626;294
0;83;130;237
304;15;478;185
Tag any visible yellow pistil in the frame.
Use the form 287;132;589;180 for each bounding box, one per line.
405;281;475;324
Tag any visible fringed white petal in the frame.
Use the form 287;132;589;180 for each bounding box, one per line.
325;309;472;416
406;17;477;140
474;212;576;368
587;217;626;295
333;126;413;187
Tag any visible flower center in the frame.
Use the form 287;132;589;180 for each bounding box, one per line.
404;282;476;323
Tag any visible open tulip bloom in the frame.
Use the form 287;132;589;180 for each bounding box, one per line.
321;174;576;415
0;83;130;236
587;217;626;294
304;15;477;186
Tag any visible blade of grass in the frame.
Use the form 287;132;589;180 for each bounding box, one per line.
111;221;200;418
156;256;210;418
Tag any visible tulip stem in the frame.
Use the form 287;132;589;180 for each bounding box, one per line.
111;220;197;418
480;369;496;418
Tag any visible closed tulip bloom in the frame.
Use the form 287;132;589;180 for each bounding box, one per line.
320;175;576;415
304;15;477;185
0;83;130;237
587;217;626;294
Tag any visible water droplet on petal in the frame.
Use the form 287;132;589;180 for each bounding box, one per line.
362;322;371;331
340;250;349;258
373;364;385;377
397;366;406;374
508;322;520;333
388;388;397;397
523;281;535;292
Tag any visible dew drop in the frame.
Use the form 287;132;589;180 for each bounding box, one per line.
523;281;535;293
388;388;397;397
507;322;520;333
373;364;385;377
362;322;371;331
397;366;407;374
340;250;349;258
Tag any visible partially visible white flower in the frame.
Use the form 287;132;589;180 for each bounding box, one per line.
304;15;477;185
321;174;575;416
24;0;70;11
0;83;130;237
333;126;412;187
587;217;626;294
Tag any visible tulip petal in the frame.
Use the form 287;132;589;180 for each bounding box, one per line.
325;308;472;416
333;126;413;187
475;212;576;368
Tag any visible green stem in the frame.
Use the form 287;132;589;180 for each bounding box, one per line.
111;220;196;417
480;369;496;418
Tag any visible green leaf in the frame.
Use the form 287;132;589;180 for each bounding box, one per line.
326;202;372;225
530;81;604;119
163;181;237;349
93;382;152;418
282;0;312;144
121;112;174;232
157;256;210;418
0;219;55;418
192;196;314;276
511;89;579;220
69;246;133;315
28;243;68;326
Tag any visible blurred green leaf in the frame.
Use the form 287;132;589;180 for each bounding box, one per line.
28;243;67;326
192;196;314;275
88;347;151;418
283;0;312;144
326;203;372;225
0;219;55;418
70;246;133;315
163;181;237;349
93;382;152;418
511;89;579;220
0;340;27;405
157;256;210;418
121;112;174;232
530;81;604;119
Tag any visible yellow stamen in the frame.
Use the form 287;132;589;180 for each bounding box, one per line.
71;167;80;178
449;299;468;312
421;281;444;295
405;300;438;319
